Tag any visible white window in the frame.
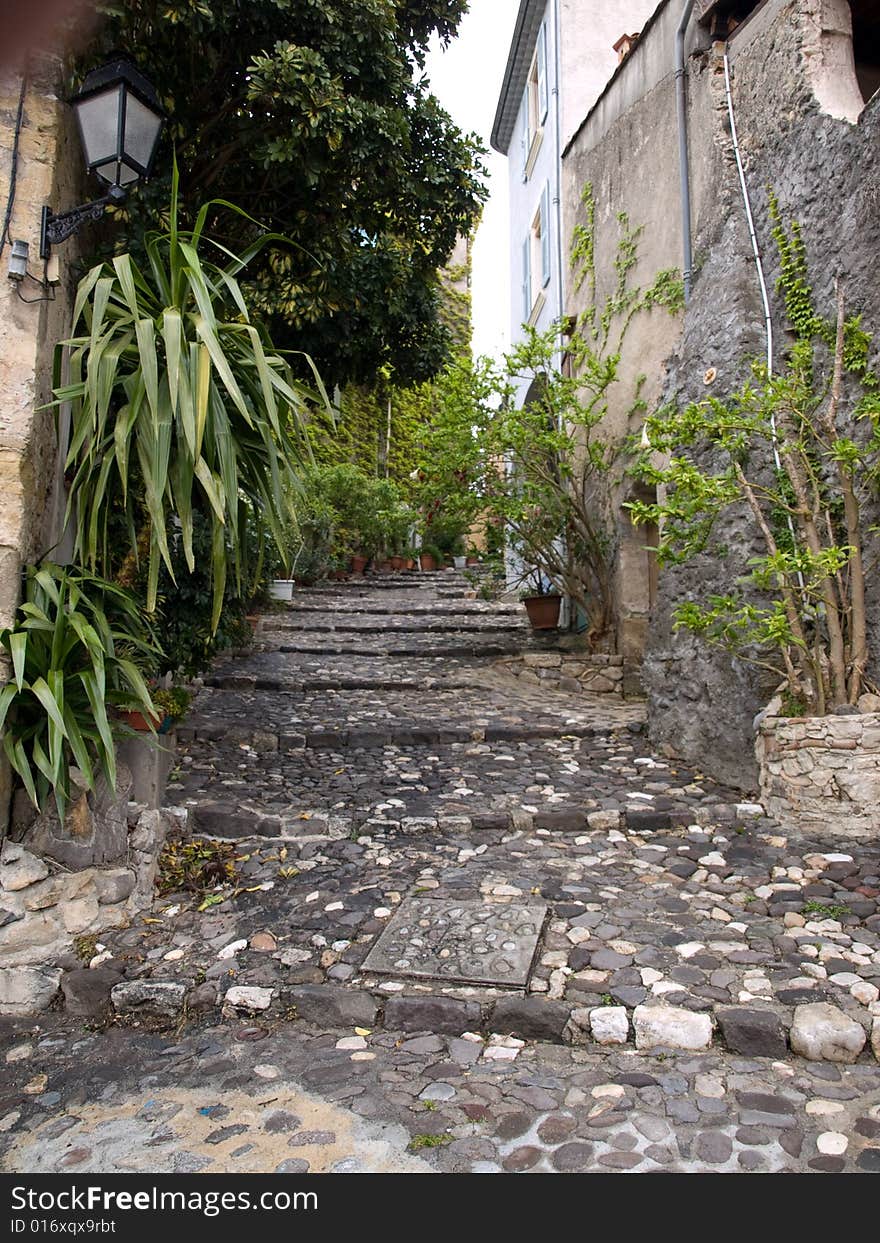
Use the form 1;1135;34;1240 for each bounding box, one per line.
521;20;549;180
522;181;552;325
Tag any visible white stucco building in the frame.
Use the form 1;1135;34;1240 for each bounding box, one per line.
491;0;660;404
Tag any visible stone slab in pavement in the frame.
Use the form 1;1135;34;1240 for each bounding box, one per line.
361;897;547;987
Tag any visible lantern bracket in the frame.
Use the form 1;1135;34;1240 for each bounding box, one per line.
39;185;127;259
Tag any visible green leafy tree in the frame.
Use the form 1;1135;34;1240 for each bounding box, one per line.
419;190;683;642
82;0;486;387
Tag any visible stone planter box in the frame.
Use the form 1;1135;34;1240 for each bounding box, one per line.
117;728;177;810
756;710;880;838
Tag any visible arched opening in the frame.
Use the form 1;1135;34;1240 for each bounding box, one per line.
850;1;880;104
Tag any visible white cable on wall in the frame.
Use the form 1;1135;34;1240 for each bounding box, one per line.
723;50;803;584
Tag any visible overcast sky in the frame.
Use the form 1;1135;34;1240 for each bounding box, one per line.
425;2;519;364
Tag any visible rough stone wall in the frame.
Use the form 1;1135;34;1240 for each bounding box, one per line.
0;803;170;1014
562;0;880;790
0;54;85;831
757;710;880;838
495;651;625;696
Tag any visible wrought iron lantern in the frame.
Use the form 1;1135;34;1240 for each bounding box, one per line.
40;58;164;258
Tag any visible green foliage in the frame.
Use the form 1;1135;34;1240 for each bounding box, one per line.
801;900;851;920
82;1;487;387
0;564;161;819
54;164;317;634
285;465;417;577
305;251;474;493
422;195;683;641
148;510;254;678
408;1133;451;1151
152;685;192;722
630;207;880;710
571;185;684;348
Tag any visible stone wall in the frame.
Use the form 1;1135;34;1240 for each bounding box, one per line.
562;0;880;789
0;802;170;1014
0;53;87;831
495;651;625;696
757;710;880;838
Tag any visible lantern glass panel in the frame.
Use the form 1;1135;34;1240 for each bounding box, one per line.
74;86;122;171
123;93;163;172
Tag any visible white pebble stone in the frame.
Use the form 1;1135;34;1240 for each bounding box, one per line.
805;1100;844;1116
816;1132;848;1155
336;1036;367;1051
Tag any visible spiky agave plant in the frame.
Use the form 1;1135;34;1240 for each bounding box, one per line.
53;160;325;631
0;563;161;819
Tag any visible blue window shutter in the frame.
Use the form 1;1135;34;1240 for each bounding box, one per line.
522;235;532;322
541;183;551;288
537;22;548;125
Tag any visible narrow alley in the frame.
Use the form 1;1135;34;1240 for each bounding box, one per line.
1;570;879;1175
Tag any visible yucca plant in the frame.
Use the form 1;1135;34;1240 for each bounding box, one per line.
52;161;323;630
0;563;161;820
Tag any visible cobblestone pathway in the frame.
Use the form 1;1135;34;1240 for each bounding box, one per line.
2;571;880;1175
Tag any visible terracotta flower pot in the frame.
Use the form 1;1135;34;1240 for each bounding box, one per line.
419;552;436;571
389;555;405;570
120;708;163;732
522;594;562;630
351;555;368;575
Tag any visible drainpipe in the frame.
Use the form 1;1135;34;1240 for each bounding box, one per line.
675;0;696;301
552;0;565;365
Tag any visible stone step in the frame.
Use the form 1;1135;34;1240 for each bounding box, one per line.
262;637;533;658
178;715;609;750
270;602;521;616
262;617;528;635
181;683;630;749
208;651;490;688
171;790;757;843
301;572;480;591
165;714;749;844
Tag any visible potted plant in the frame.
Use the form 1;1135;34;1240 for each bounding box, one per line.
519;574;563;630
0;564;161;820
268;576;295;601
419;543;441;572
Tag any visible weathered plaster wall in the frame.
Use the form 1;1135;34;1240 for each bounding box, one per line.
558;0;660;149
0;54;84;831
562;0;718;668
562;0;880;790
